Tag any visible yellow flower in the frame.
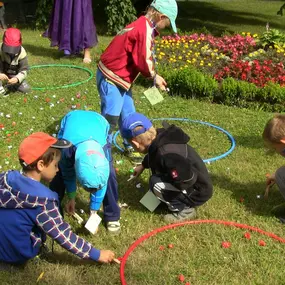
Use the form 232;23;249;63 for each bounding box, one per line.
178;56;182;60
253;34;258;38
200;62;204;66
208;63;212;66
159;52;165;56
157;48;160;51
216;56;220;59
241;32;246;35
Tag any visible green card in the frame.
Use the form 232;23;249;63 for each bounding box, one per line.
140;190;161;212
143;87;164;106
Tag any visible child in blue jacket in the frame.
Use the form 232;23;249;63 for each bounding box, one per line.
0;132;115;265
50;110;121;233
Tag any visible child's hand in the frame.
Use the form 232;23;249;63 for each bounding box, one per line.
98;250;115;263
155;74;167;91
8;77;19;85
65;198;76;215
133;164;145;178
265;173;275;186
0;73;8;81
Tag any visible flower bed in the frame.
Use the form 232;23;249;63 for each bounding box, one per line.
155;32;285;111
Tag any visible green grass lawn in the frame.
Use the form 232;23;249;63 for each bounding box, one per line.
1;4;285;283
175;0;285;35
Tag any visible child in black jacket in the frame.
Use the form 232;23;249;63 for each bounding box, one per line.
120;112;213;223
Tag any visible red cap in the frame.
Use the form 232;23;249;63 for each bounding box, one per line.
2;28;22;54
18;132;72;166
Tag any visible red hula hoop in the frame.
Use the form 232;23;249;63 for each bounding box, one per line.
120;219;285;285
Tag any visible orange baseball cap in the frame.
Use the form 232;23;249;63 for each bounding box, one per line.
18;132;72;166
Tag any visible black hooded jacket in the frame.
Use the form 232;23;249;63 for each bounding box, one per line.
141;123;213;206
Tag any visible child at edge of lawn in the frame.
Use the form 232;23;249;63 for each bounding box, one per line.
0;27;30;95
263;114;285;219
0;132;115;266
96;0;178;161
120;112;213;223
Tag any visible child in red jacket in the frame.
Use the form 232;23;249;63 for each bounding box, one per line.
96;0;178;160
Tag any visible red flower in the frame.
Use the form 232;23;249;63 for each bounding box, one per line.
221;241;231;248
258;240;266;246
244;232;251;239
23;97;27;103
0;124;4;129
159;245;165;251
168;244;174;249
45;98;51;103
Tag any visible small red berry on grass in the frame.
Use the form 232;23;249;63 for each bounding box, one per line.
185;282;191;285
221;241;231;248
244;232;251;239
259;240;266;246
159;245;165;251
168;244;174;248
178;274;185;282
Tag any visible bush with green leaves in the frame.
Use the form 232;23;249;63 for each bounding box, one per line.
259;29;285;48
158;66;285;112
105;0;137;35
35;0;53;30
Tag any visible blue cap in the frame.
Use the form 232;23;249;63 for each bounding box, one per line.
120;112;153;139
75;140;109;190
150;0;178;33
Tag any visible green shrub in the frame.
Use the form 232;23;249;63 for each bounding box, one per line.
105;0;137;35
157;67;285;112
35;0;53;30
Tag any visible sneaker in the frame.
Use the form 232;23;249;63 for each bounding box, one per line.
163;207;197;223
106;221;121;234
124;146;143;163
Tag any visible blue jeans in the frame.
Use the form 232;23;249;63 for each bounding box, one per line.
96;69;136;148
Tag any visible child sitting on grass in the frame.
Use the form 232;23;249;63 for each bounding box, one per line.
120;112;213;223
0;27;30;95
0;132;115;265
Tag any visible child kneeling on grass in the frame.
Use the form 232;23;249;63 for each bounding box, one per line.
263;114;285;217
0;132;115;265
0;27;30;95
120;112;213;223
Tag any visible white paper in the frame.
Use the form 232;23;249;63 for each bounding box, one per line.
84;213;102;234
140;190;161;212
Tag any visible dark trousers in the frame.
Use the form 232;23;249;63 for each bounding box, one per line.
50;143;120;222
149;175;198;212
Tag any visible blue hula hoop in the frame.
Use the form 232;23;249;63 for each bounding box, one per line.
112;118;236;163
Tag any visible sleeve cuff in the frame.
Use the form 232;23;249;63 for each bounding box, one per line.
67;191;76;199
89;248;101;261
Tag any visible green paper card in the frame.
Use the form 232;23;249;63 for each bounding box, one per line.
140;190;161;212
144;87;164;106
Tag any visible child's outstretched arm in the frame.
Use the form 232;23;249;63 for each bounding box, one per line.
36;200;115;263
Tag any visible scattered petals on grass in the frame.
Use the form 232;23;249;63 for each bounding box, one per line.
221;241;231;248
159;245;165;251
259;240;266;246
178;274;185;282
244;232;251;239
